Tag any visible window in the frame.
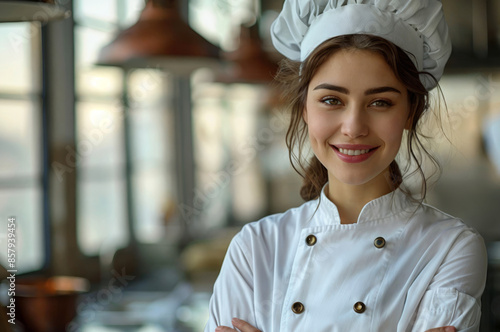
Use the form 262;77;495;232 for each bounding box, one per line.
73;0;140;255
74;0;178;254
127;69;177;243
0;22;45;273
73;0;300;257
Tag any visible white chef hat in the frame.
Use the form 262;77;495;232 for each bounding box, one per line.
270;0;452;90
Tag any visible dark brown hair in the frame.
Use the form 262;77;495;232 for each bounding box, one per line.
275;34;440;202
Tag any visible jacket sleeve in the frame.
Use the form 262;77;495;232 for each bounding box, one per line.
410;230;487;332
204;230;258;332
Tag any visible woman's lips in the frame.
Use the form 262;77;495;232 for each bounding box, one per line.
331;144;379;163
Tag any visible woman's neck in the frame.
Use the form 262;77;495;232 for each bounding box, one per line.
326;170;394;224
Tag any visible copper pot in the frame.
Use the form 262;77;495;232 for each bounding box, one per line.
14;276;89;332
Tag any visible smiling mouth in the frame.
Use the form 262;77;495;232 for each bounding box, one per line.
332;146;379;156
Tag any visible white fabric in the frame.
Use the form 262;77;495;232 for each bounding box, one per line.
205;187;487;331
270;0;452;90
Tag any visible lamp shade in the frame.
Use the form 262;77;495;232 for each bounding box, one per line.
0;0;69;22
97;0;220;73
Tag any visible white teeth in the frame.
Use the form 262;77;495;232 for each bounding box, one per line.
339;148;371;155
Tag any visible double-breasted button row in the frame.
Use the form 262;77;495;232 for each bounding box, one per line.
299;235;380;317
291;300;366;315
306;234;385;248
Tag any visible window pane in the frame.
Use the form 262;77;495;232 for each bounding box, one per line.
129;104;176;243
128;69;173;164
74;0;118;24
128;68;167;110
75;26;124;98
132;169;176;243
75;26;115;68
129;106;173;164
0;100;40;179
77;178;128;255
192;83;229;229
226;86;268;222
194;83;268;229
122;0;145;28
0;187;43;273
0;22;41;94
76;65;123;98
76;101;125;168
194;105;226;172
189;0;256;49
128;69;177;243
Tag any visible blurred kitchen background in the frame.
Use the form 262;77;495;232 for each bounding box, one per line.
0;0;499;331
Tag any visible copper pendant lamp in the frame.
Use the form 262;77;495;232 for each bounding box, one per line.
97;0;220;73
0;0;70;22
217;24;278;84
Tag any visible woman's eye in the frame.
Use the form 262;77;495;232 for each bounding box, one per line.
321;97;342;106
370;100;393;107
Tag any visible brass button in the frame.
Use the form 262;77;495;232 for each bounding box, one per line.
353;301;366;314
374;237;386;249
291;302;305;314
305;235;317;246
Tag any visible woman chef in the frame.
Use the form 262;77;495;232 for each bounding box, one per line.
205;0;487;331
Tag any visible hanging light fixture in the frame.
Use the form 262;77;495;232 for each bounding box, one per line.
0;0;70;22
97;0;220;74
217;23;278;84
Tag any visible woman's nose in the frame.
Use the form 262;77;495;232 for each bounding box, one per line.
340;106;368;138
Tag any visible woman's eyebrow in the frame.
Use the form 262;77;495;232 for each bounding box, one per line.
365;87;402;95
313;83;349;94
312;83;401;96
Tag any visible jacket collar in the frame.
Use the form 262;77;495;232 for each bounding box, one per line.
315;183;415;225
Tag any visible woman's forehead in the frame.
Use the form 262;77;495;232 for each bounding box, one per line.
309;49;405;92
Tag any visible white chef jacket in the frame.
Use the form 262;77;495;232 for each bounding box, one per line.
205;187;487;332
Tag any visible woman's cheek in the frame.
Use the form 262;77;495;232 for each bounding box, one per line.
308;112;337;139
378;117;407;151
